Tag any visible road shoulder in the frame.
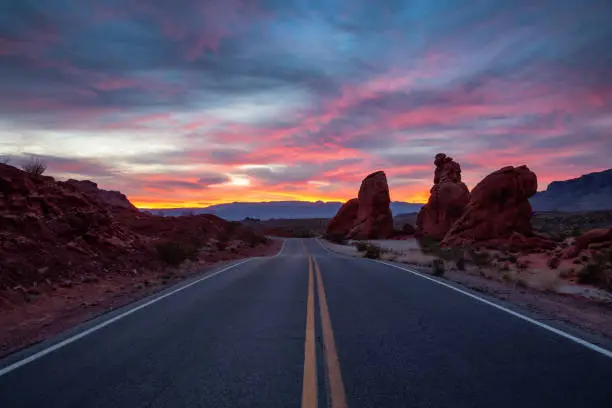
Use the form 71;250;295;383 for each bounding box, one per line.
318;239;612;354
0;240;283;360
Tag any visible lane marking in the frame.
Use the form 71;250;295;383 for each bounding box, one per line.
0;259;253;377
315;238;339;257
314;257;348;408
301;256;318;408
275;239;287;257
378;261;612;360
317;237;612;360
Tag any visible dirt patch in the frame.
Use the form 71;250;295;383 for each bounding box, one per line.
0;240;281;358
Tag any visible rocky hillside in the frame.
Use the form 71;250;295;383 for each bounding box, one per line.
530;169;612;212
0;164;273;299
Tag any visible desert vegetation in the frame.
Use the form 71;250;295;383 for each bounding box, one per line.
21;156;47;176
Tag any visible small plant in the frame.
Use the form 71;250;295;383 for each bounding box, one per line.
469;249;492;269
325;233;348;245
547;256;561;269
417;236;441;255
22;156;47;176
455;257;466;271
155;241;198;267
432;258;445;276
577;263;604;285
363;244;383;259
354;241;369;252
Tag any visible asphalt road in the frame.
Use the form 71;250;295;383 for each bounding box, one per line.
0;238;611;407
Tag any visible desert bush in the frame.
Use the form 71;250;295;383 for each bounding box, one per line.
155;241;198;266
577;263;605;285
402;223;416;235
570;226;583;237
354;241;369;252
363;243;383;259
293;229;316;238
547;256;561;269
469;249;492;269
432;258;445;276
243;229;268;247
577;251;612;290
417;236;442;255
22;156;47;176
325;233;348;245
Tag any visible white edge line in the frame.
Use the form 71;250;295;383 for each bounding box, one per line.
378;260;612;360
276;239;286;257
315;238;337;256
317;237;612;359
0;258;253;377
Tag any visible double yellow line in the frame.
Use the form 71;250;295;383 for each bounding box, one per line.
302;253;348;408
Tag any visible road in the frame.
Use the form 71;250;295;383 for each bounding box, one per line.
0;238;611;407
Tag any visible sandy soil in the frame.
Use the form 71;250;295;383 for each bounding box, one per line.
321;240;612;340
0;240;281;358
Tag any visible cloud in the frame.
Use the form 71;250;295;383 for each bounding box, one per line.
198;174;231;186
1;0;611;206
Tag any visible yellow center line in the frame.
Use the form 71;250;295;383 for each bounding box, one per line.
314;257;348;408
301;240;309;255
301;255;317;408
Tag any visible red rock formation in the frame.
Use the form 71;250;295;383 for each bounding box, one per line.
348;171;394;239
64;179;136;210
442;165;552;250
326;198;359;237
562;228;612;258
416;153;470;239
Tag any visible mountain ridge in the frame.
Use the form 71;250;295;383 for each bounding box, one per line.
143;200;424;220
530;168;612;212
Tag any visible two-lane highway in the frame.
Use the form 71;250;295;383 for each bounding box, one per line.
1;238;611;407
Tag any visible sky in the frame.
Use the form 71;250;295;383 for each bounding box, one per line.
1;0;611;208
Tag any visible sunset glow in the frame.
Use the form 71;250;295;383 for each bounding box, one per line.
1;1;611;208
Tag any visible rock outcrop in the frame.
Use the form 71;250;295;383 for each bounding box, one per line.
326;198;359;237
348;171;394;239
0;163;271;294
442;165;553;250
562;228;612;258
416;153;470;239
326;171;394;240
65;179;136;210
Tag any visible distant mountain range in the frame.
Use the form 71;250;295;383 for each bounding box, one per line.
143;201;424;220
530;169;612;212
142;169;612;220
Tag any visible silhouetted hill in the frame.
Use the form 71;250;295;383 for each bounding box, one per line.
143;201;423;220
530;169;612;212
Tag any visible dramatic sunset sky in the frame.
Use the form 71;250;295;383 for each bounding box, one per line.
1;0;611;208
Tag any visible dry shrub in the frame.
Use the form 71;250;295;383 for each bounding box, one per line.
155;241;198;266
432;258;445;276
22;156;47;176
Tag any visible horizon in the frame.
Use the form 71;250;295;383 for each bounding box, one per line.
1;1;611;209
